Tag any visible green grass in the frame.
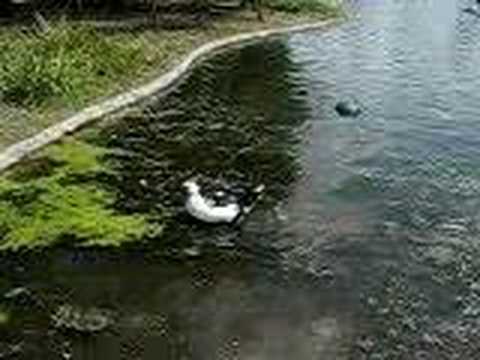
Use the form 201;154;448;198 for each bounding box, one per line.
0;139;164;250
0;7;343;250
0;9;342;150
265;0;341;14
0;5;341;109
0;23;146;108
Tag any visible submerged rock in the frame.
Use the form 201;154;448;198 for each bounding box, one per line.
335;99;362;117
51;305;113;333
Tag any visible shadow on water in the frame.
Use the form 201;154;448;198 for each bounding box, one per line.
88;39;317;252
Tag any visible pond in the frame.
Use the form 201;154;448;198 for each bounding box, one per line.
2;0;480;358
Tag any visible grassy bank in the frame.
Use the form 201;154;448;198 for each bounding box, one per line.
0;3;341;151
0;1;341;250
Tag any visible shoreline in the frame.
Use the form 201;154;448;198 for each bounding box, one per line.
0;18;338;174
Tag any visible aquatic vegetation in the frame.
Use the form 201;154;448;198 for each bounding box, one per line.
0;139;164;250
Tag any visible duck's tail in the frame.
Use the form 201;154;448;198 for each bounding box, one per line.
235;184;266;223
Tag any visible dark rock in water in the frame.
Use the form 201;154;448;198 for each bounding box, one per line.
51;305;113;334
335;100;362;117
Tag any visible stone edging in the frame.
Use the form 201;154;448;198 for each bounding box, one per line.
0;20;335;173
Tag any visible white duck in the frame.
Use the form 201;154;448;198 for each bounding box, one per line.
183;178;265;224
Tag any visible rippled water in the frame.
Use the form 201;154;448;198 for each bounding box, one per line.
4;0;480;358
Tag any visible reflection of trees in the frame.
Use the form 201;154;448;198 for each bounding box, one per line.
96;39;311;221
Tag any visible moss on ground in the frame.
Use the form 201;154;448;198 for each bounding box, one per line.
0;3;341;250
0;139;163;250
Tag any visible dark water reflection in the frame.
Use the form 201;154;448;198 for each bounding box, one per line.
103;40;309;213
4;0;480;358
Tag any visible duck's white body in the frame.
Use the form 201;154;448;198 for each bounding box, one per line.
184;180;241;223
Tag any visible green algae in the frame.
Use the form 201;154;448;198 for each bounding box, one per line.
45;139;108;174
0;139;164;250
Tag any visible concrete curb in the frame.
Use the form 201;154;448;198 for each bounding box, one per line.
0;20;335;173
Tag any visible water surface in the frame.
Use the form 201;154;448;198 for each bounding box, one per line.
3;0;480;358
